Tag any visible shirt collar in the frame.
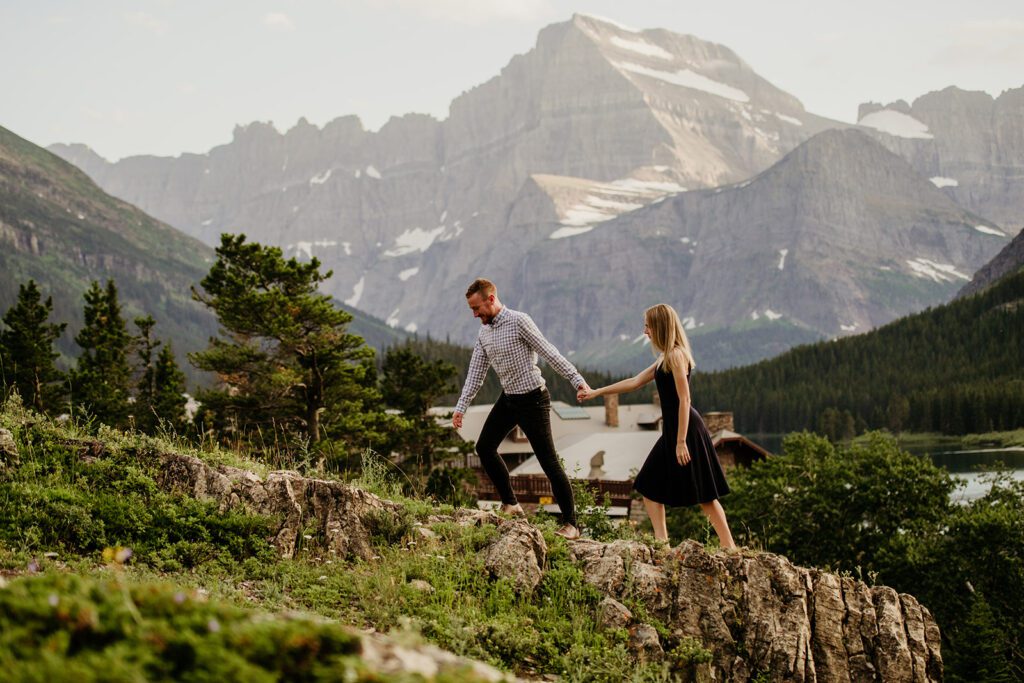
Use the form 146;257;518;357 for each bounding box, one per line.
488;306;509;326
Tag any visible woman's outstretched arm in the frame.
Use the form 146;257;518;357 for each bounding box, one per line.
578;361;658;401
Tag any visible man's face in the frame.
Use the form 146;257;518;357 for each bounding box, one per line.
467;292;500;324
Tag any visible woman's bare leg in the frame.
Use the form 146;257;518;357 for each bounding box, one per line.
643;497;668;541
699;500;736;549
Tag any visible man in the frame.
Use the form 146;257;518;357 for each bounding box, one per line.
452;278;590;539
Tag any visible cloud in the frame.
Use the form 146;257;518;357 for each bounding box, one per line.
263;12;295;31
364;0;556;25
932;19;1024;66
177;82;197;95
124;11;168;34
80;106;129;126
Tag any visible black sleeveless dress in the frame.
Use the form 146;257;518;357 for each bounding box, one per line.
633;364;730;506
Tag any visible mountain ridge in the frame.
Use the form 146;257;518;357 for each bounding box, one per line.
45;14;1015;370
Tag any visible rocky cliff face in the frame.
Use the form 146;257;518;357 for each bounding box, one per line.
858;85;1024;228
957;226;1024;298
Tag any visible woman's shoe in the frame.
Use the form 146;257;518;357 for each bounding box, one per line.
554;524;581;540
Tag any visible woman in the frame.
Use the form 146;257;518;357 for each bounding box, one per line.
578;304;735;548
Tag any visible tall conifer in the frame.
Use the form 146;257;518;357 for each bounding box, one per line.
71;280;132;427
0;280;66;413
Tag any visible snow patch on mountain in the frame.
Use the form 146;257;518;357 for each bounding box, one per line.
609;36;673;60
386;308;401;328
576;13;639;33
930;176;958;188
858;110;934;139
310;169;332;185
907;258;969;282
345;276;365;307
611;62;750;102
384;226;446;257
975;224;1006;237
288;239;338;259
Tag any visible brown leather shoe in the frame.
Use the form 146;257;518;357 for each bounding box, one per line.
554;524;581;540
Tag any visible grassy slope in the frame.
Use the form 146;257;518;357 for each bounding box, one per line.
0;400;699;681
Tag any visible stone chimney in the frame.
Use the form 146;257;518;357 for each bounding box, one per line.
703;411;734;434
604;394;619;427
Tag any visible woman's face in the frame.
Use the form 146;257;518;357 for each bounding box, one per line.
643;318;651;339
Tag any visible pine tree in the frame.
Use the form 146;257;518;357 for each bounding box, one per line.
71;280;132;428
380;346;469;471
133;315;186;433
0;280;67;413
190;234;383;451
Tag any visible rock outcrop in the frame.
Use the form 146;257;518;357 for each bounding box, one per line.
62;437;941;681
358;631;518;681
147;448;404;561
0;428;17;468
567;537;941;682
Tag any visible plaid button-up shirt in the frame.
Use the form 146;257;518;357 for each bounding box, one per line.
454;307;585;414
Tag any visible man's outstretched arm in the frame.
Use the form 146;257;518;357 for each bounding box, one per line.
518;313;589;392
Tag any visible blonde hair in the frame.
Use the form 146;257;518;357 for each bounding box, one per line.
466;278;497;299
645;303;696;375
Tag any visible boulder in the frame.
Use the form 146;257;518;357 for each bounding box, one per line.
596;597;632;631
628;623;664;662
482;519;547;594
0;428;17;467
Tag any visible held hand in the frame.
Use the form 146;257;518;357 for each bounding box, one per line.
577;383;594;402
676;442;691;466
452;412;464;429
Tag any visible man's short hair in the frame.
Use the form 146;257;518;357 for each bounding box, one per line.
466;278;497;299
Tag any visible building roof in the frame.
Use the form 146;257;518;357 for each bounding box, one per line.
510;431;659;481
433;401;662;456
711;429;772;459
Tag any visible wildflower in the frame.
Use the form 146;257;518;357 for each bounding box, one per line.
48;594;59;607
173;592;187;604
207;618;221;633
27;559;39;574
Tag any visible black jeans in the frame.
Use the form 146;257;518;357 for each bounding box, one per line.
476;387;576;527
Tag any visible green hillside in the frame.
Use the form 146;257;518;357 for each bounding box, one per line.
692;268;1024;435
0;125;403;385
0;125;215;381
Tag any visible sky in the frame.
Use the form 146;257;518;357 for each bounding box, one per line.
2;0;1022;161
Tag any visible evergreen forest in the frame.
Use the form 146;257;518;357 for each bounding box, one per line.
693;268;1024;436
